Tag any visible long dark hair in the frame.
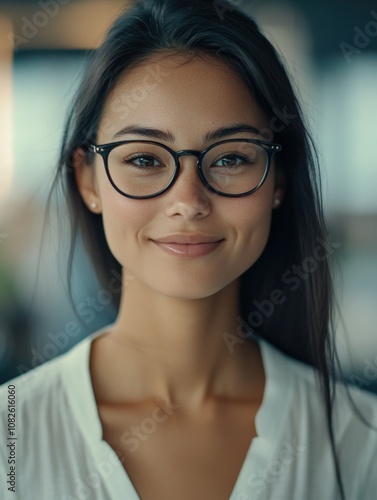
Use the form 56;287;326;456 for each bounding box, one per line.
47;0;355;497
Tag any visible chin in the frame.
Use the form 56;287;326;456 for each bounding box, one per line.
144;274;238;301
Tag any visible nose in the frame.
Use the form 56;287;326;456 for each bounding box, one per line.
164;153;211;220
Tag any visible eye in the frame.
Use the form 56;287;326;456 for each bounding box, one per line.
124;154;162;168
213;154;250;168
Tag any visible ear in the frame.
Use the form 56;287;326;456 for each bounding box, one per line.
272;166;286;209
72;148;102;214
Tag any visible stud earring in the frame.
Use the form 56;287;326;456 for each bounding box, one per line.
274;199;281;207
90;202;98;209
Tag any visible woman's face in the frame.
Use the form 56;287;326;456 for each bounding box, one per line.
75;53;284;299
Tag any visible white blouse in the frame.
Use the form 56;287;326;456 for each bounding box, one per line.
1;329;376;499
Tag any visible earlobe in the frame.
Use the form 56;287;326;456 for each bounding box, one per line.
72;148;102;213
272;168;286;209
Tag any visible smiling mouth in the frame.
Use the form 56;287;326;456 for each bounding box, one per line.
151;239;224;257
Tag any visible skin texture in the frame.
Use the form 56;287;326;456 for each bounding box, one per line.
73;52;284;413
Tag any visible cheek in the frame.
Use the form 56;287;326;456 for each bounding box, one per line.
241;195;272;234
97;176;153;264
239;202;272;254
227;189;274;270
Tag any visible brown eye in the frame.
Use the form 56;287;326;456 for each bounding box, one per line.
125;154;162;168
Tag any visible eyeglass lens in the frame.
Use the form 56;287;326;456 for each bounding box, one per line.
107;141;268;197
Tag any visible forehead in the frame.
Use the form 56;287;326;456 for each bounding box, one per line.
98;52;268;144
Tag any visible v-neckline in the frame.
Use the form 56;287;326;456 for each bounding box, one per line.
62;329;292;499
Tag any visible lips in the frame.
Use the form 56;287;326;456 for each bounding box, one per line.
152;234;224;244
150;234;224;257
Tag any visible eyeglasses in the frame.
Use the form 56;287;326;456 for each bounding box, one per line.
88;138;282;199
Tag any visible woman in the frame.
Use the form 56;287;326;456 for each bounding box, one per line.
1;0;376;498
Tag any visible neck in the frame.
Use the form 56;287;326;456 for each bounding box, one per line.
103;275;260;411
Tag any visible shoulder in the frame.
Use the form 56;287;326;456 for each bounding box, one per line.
0;334;92;424
0;350;65;403
261;340;377;495
262;337;377;410
263;339;377;455
0;333;95;481
0;331;115;499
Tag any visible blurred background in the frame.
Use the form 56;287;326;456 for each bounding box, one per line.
0;0;376;390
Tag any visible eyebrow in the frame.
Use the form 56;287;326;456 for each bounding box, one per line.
112;123;263;142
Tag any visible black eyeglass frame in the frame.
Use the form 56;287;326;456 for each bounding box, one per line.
88;138;283;199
